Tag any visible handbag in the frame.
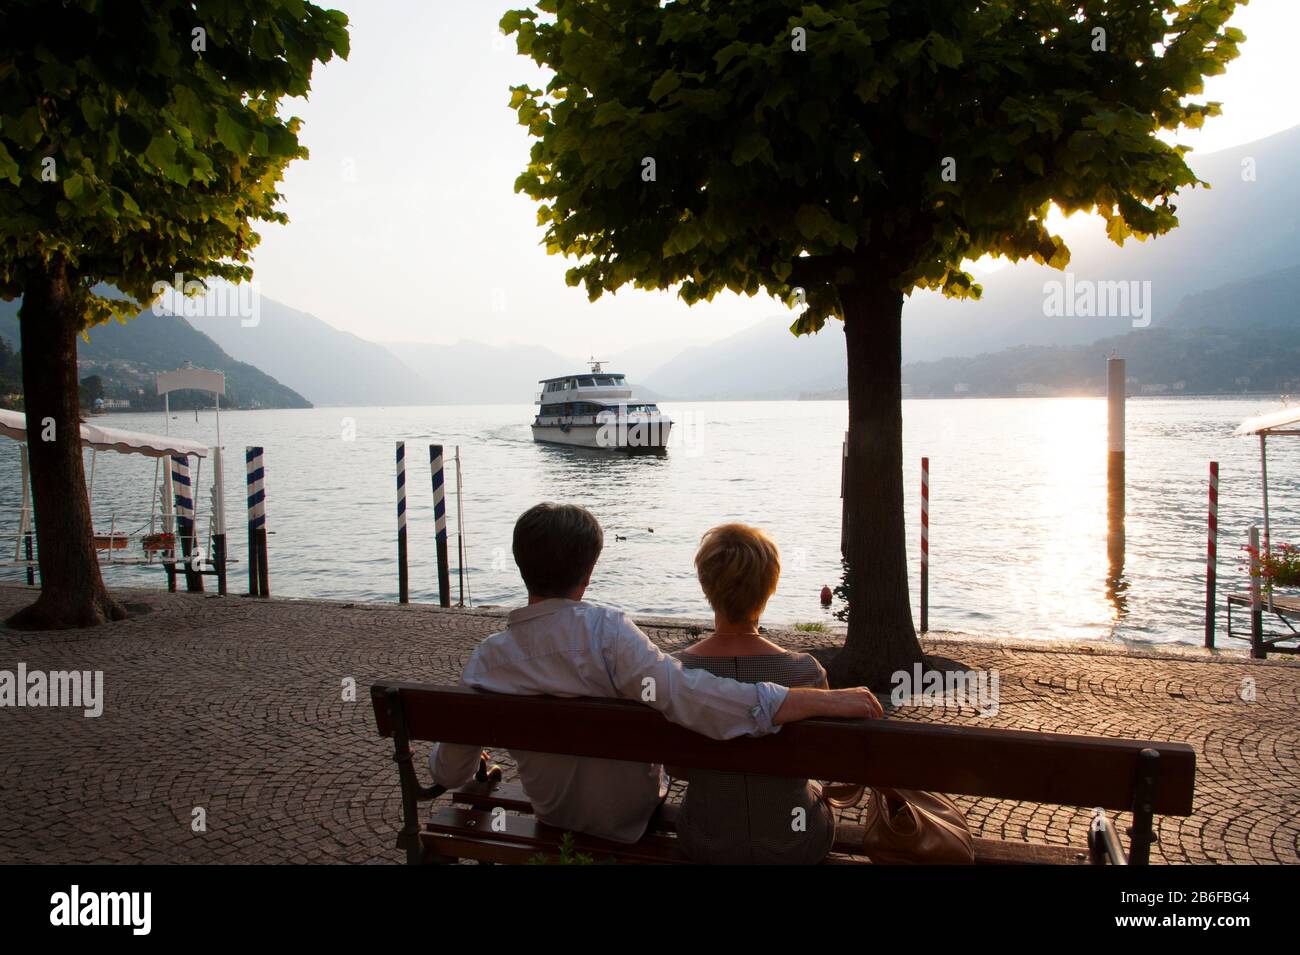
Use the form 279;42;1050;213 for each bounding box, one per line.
822;783;975;864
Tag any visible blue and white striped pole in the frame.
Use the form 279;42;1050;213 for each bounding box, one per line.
245;446;269;597
429;443;451;607
172;454;203;592
396;442;409;604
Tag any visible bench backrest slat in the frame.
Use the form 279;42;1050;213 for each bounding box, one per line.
372;683;1195;815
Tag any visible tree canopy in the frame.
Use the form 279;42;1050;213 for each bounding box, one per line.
0;0;349;325
503;0;1244;331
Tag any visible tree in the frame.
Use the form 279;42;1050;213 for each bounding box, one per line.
79;374;105;408
0;1;348;628
501;0;1244;687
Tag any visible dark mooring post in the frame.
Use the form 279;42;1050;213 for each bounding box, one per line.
245;446;269;597
396;441;409;604
1107;357;1126;579
172;453;203;593
429;444;451;608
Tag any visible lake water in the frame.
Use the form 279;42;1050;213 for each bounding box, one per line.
1;397;1296;649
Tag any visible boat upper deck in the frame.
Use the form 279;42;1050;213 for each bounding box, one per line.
536;370;635;403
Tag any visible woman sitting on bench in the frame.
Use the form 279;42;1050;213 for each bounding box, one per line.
672;523;835;865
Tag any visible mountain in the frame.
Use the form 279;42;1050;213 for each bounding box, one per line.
0;300;310;410
1160;263;1300;333
183;295;433;407
644;317;845;400
382;340;585;405
900;125;1300;361
897;263;1300;397
646;126;1300;399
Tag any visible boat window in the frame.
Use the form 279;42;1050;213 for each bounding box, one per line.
612;376;626;385
577;377;595;387
594;376;614;386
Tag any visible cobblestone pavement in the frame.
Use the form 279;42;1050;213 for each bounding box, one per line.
0;585;1295;864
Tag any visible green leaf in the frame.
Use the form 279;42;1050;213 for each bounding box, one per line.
647;71;681;103
62;173;85;200
794;204;836;241
0;141;18;184
925;33;963;69
145;133;185;181
79;96;107;130
216;111;254;154
713;41;749;72
731;131;768;165
170;86;212;137
9;107;43;148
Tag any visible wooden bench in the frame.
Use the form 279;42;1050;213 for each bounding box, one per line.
370;682;1196;865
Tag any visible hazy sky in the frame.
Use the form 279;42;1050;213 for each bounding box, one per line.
246;0;1300;359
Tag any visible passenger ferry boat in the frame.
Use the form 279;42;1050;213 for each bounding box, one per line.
532;361;672;451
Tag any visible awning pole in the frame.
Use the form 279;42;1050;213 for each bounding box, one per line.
1259;432;1271;555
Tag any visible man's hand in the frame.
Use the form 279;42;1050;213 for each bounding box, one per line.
773;686;884;724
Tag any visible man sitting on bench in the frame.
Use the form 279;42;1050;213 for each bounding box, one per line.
429;501;882;844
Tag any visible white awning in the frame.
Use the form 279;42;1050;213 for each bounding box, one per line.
157;366;225;397
1234;406;1300;437
0;408;209;458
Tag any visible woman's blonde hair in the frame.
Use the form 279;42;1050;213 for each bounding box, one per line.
694;523;781;624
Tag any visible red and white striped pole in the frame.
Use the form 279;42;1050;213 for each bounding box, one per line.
1204;461;1218;648
920;456;930;633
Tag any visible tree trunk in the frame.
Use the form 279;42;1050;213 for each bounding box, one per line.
7;258;127;629
827;278;924;690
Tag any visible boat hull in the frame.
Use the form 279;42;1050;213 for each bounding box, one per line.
532;420;671;451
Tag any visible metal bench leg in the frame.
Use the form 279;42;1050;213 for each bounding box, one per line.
1126;748;1159;865
384;688;449;865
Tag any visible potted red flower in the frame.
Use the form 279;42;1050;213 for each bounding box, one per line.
1244;543;1300;589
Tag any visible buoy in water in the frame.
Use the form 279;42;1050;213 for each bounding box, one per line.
819;585;832;605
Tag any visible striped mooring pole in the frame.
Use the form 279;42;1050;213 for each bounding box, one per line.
245;446;269;597
1204;461;1219;648
1107;356;1126;578
920;456;930;633
429;444;451;608
171;454;203;592
396;442;409;604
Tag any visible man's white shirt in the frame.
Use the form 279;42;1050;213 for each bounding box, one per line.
430;598;788;843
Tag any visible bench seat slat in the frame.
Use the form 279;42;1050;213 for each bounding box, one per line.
425;807;1087;865
437;793;1088;865
379;683;1196;815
